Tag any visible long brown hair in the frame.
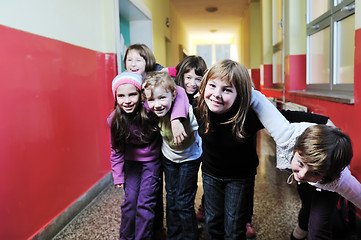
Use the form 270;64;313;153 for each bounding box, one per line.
110;88;159;153
175;55;207;89
197;59;253;139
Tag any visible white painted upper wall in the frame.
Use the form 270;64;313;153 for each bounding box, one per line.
261;0;273;64
250;1;261;69
356;0;361;30
0;0;116;53
286;0;306;55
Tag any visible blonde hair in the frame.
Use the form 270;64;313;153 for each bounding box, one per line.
143;71;177;100
197;59;253;139
295;125;353;183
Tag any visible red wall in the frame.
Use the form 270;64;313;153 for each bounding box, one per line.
251;68;261;90
263;64;273;88
261;28;361;189
0;25;116;239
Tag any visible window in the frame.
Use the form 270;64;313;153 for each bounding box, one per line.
215;44;231;62
196;45;212;67
196;44;231;67
306;0;354;93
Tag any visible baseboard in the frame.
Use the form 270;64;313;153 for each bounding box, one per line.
32;173;112;240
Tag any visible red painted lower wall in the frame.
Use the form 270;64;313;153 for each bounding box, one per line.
0;25;116;239
262;64;273;88
251;68;260;90
284;55;306;92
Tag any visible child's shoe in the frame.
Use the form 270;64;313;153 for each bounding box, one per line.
246;223;257;238
290;232;306;240
290;225;307;240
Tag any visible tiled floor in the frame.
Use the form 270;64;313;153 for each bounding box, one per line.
52;130;353;239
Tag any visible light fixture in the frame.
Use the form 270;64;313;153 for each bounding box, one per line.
205;7;218;13
209;29;217;33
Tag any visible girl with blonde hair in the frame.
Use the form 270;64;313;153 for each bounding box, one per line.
143;72;202;240
196;59;263;239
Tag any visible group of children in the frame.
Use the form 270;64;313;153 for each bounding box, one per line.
108;43;361;240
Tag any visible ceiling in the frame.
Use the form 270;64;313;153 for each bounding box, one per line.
171;0;252;38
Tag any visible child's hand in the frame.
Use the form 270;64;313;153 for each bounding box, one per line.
116;184;123;189
160;68;169;73
171;119;188;146
326;119;336;127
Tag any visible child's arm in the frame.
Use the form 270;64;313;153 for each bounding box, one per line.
168;67;177;77
171;120;187;145
314;167;361;209
326;119;336;127
281;110;329;124
110;149;125;188
170;86;190;145
251;90;316;170
171;86;189;120
107;111;125;188
250;89;295;145
159;67;177;77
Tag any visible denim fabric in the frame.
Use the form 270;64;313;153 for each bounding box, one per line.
163;157;201;240
119;160;161;240
297;182;339;240
202;172;255;240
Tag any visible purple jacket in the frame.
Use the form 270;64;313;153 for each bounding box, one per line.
108;86;189;185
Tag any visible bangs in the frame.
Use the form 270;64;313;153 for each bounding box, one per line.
207;66;234;85
194;65;206;76
143;72;176;94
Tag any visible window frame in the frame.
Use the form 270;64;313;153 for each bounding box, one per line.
306;0;355;94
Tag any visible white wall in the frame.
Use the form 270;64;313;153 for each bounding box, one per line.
356;0;361;30
0;0;116;53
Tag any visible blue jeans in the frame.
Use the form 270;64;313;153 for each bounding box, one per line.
163;157;201;240
202;172;255;240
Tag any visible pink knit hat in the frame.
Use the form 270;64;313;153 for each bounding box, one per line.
111;72;143;99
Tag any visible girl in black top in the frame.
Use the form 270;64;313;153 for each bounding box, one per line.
196;59;334;239
196;59;263;239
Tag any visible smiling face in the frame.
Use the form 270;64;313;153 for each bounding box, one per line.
144;85;175;117
115;84;140;114
291;151;324;183
125;49;146;76
183;68;202;95
204;77;237;114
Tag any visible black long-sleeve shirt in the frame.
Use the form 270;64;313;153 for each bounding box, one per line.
197;105;263;179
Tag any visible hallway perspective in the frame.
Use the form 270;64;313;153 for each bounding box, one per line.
53;130;304;239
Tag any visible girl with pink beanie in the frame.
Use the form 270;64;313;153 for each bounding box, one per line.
107;71;189;239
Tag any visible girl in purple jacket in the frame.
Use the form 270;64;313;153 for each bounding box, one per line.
109;72;160;239
108;72;189;239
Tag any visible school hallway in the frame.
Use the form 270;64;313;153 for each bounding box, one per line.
52;130;302;240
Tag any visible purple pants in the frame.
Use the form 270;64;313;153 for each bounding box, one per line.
119;159;161;240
